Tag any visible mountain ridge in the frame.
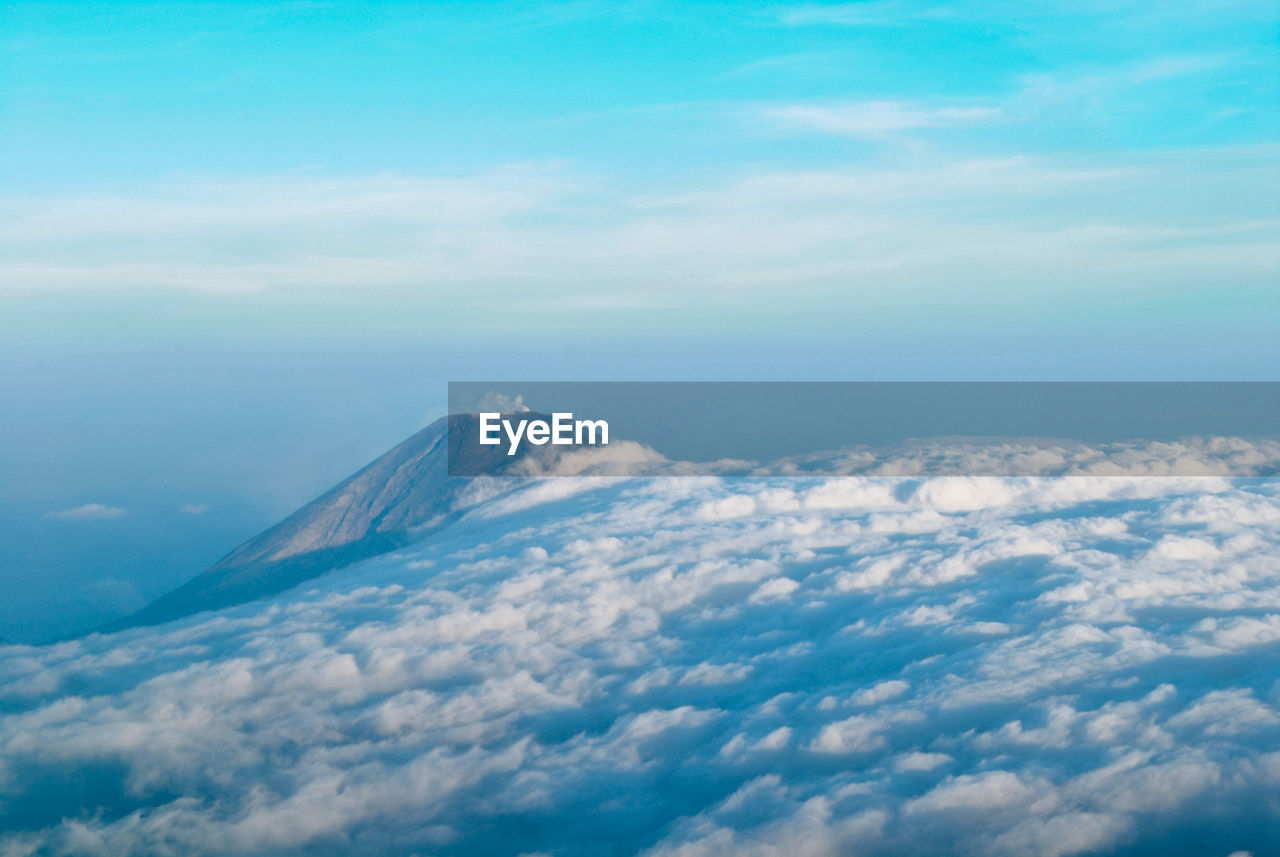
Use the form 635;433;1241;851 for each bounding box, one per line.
97;413;532;634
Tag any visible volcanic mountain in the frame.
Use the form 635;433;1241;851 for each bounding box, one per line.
99;414;538;632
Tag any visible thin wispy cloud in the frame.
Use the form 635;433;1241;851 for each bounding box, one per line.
1;148;1275;307
46;502;126;520
777;1;954;27
776;0;1277;29
1017;51;1264;104
761;100;1001;139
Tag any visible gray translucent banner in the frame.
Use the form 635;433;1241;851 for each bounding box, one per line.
447;382;1280;477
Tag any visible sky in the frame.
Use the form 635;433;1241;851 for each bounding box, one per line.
1;0;1278;639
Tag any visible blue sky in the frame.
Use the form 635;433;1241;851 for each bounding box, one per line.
4;1;1278;184
0;1;1277;638
2;1;1276;348
3;1;1277;336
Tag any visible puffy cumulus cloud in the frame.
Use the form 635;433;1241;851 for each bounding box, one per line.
1;472;1279;856
851;680;910;706
904;770;1050;814
768;437;1280;479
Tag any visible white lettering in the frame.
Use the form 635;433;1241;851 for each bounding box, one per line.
481;413;608;456
479;413;501;445
575;419;608;446
502;418;527;456
527;420;550;445
552;412;574;444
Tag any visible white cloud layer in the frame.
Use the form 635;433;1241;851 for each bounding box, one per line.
2;470;1279;855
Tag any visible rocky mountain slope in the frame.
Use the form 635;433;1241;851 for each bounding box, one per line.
100;414;524;631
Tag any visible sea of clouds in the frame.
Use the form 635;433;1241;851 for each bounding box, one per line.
2;470;1279;856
